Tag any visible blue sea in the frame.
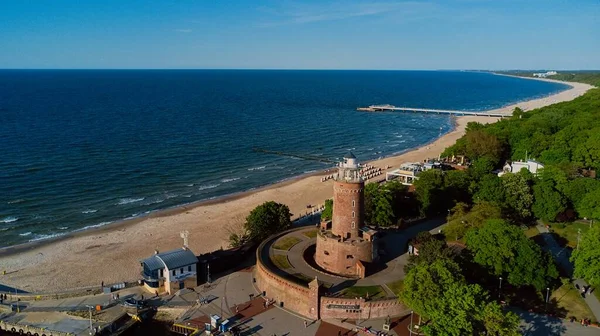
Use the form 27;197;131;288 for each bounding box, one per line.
0;70;569;247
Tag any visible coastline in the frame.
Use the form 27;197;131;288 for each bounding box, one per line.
0;77;594;292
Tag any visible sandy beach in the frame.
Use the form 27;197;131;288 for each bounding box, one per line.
0;77;594;293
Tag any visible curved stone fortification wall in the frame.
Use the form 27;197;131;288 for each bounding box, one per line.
320;296;409;320
332;181;364;238
255;227;406;320
254;228;320;320
315;231;373;277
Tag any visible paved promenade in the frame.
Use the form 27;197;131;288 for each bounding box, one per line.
537;224;600;322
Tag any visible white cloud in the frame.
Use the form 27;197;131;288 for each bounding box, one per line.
174;29;192;33
258;1;434;27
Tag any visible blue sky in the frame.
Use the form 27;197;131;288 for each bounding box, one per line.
0;0;598;69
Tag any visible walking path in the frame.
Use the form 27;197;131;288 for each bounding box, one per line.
536;224;600;322
515;308;600;336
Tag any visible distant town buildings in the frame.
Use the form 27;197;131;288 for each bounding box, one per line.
532;71;558;78
140;247;198;294
497;160;544;177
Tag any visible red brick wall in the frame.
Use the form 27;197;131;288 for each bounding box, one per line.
332;181;364;238
255;256;319;319
315;232;373;277
320;297;409;320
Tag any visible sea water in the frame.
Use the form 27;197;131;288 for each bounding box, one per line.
0;70;569;247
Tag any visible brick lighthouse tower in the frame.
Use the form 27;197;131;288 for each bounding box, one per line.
315;153;378;278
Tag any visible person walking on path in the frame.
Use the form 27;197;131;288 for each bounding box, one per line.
304;320;307;328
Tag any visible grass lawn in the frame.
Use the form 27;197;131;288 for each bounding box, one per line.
339;285;387;299
270;254;292;269
292;273;314;283
272;236;301;250
386;279;404;296
595;289;600;303
549;222;590;248
552;283;596;321
302;229;318;239
523;226;540;238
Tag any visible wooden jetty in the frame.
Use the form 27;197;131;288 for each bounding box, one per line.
357;104;507;117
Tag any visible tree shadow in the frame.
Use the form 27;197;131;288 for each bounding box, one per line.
514;308;568;336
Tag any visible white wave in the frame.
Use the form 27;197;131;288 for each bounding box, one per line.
304;170;317;173
116;197;145;205
220;177;241;183
7;199;25;204
29;233;65;242
248;166;266;171
395;135;403;138
165;193;178;199
58;226;69;230
76;222;111;231
187;183;195;187
19;231;32;237
1;216;18;223
81;209;98;214
145;198;165;205
198;184;219;191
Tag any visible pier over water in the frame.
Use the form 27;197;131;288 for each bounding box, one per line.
357;104;507;117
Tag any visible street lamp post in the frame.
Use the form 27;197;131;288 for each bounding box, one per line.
545;287;550;312
409;310;414;336
207;263;211;284
498;277;503;300
85;305;94;335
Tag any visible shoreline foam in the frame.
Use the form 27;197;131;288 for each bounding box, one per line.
0;76;594;292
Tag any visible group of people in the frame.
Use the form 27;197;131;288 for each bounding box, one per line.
0;293;7;304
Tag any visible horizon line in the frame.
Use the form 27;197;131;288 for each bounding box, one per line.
0;68;597;72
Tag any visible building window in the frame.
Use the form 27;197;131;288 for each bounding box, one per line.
351;222;356;229
324;251;330;255
172;270;176;276
346;255;354;259
180;268;184;274
159;269;163;278
352;211;355;218
188;265;192;272
352;200;355;207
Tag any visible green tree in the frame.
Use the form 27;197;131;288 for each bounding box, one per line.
465;130;504;165
244;201;292;243
414;169;445;215
444;170;471;204
466;219;557;290
564;178;600;213
512;107;525;119
532;180;567;222
573;128;600;170
364;183;395;227
501;172;534;219
401;258;464;319
473;174;506;205
321;199;333;221
571;224;600;287
424;282;488;336
478;302;521;336
467;157;496;182
576;188;600;221
445;202;502;241
405;234;456;272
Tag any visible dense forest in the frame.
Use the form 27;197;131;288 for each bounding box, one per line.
400;73;600;334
